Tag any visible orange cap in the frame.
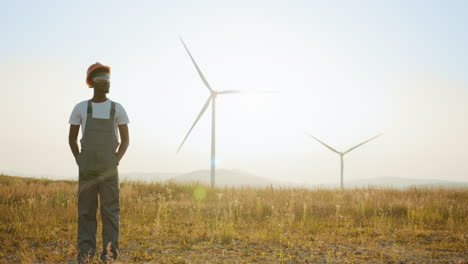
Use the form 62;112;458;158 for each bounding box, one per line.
86;62;111;87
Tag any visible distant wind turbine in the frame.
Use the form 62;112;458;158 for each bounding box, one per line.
305;133;382;190
177;37;244;188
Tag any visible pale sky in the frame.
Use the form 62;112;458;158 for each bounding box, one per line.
1;0;467;183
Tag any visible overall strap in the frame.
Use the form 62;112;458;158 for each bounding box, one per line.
110;101;116;119
87;100;93;115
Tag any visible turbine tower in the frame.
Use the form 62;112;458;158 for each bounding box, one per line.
305;133;382;190
177;38;241;188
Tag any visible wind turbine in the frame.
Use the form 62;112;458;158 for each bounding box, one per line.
177;38;242;188
305;133;382;190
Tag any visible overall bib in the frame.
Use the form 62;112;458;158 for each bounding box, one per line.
76;100;120;263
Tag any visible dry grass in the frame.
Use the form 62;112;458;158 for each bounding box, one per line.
0;174;467;263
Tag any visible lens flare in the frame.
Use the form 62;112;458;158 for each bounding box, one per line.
193;186;206;201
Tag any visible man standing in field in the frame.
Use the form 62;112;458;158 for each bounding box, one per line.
68;62;130;263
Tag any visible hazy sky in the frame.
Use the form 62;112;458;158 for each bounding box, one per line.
1;0;467;183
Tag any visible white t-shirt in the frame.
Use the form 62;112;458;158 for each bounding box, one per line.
68;99;130;139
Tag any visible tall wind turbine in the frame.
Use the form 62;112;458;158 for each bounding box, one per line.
177;38;241;188
305;133;382;190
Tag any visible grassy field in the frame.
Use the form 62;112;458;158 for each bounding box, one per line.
0;174;467;263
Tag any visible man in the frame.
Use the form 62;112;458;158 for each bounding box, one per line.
68;62;129;263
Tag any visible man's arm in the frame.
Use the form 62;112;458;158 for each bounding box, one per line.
116;124;129;162
69;124;80;158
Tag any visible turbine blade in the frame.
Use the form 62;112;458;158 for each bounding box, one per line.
218;90;241;94
177;96;212;153
305;132;340;154
179;37;213;92
218;90;279;95
255;90;279;94
245;90;279;94
344;134;382;155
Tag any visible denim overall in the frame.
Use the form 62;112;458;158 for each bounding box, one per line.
76;100;120;263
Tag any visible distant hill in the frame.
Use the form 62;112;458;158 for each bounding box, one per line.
167;171;468;189
3;171;467;189
120;172;179;183
167;169;288;188
328;177;468;189
121;171;468;189
0;174;74;185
